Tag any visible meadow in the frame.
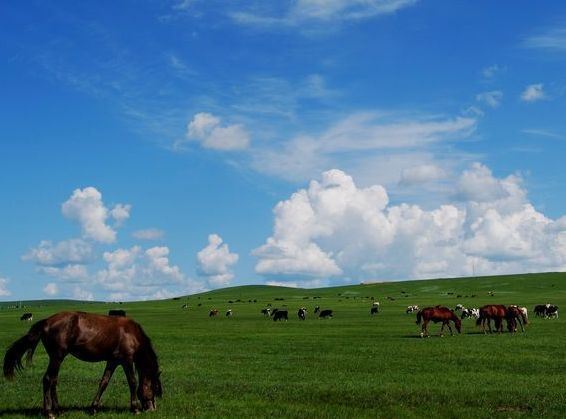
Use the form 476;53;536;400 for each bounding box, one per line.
1;272;565;418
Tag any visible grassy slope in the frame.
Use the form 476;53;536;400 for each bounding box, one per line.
0;272;565;418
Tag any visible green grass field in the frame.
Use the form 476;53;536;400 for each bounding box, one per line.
1;272;565;418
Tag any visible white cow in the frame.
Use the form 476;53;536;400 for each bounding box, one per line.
406;305;419;314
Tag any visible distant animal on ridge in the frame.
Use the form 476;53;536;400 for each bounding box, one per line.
20;313;33;322
108;309;126;317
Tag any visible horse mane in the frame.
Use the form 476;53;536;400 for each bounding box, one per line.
134;325;162;397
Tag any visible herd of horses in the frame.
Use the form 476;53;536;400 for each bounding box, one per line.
2;300;559;417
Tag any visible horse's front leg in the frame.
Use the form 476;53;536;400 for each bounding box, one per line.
446;322;453;336
439;321;445;337
91;360;119;414
43;354;64;419
123;361;141;414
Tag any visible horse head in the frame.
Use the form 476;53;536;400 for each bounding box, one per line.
138;370;162;411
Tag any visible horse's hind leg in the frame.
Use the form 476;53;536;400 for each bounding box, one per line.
91;361;119;414
123;361;141;414
43;354;64;418
447;322;453;336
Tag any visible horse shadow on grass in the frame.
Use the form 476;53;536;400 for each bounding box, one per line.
0;405;130;418
401;331;486;339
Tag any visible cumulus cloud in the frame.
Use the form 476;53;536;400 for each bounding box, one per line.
521;84;546;102
72;286;94;301
185;112;250;150
132;228;165;240
22;239;93;266
43;282;59;296
476;90;503;108
253;166;566;285
197;234;239;287
399;164;447;186
0;277;11;297
39;264;89;282
524;25;566;52
482;64;505;79
62;187;129;243
95;245;189;299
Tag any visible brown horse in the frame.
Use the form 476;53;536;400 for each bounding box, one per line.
506;305;528;333
3;311;162;418
416;306;461;337
476;304;507;333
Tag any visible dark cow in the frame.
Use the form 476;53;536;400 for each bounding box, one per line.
546;304;559;319
314;305;320;314
271;309;288;321
209;309;219;317
319;309;333;319
370;307;379;316
20;312;33;321
534;304;547;317
297;307;307;320
108;309;126;317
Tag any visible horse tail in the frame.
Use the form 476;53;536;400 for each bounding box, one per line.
416;310;422;325
475;314;483;327
3;319;46;380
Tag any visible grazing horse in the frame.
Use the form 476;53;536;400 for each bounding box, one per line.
476;304;508;333
416;306;461;337
506;305;528;333
3;311;162;419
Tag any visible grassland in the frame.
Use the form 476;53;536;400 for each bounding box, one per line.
1;272;565;418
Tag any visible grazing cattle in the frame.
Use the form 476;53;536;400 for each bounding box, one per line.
406;305;419;314
314;306;320;314
546;304;559;319
461;308;480;320
372;301;380;308
181;304;188;309
108;309;126;317
370;307;379;316
455;304;464;311
271;309;288;321
3;311;162;417
209;309;219;317
476;304;505;333
297;308;307;321
416;306;461;337
534;304;547;317
319;309;333;319
20;313;33;322
226;309;233;317
261;308;271;317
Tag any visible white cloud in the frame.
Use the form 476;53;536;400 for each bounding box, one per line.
524;26;566;52
521;129;563;140
22;239;93;266
251;112;476;185
253;166;566;284
520;84;546;102
482;64;505;79
72;286;94;301
110;204;131;226
399;164;447;186
62;187;128;243
197;234;239;287
0;277;11;297
132;228;165;240
184;112;250;150
476;90;503;108
231;0;418;27
39;264;89;282
95;245;189;299
43;282;59;296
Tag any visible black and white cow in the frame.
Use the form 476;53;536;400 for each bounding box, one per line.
20;312;33;321
226;309;233;317
546;304;559;319
406;305;419;314
460;308;480;319
261;308;271;317
370;306;379;316
297;307;307;320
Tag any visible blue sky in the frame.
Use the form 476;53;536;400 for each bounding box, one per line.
1;0;565;301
